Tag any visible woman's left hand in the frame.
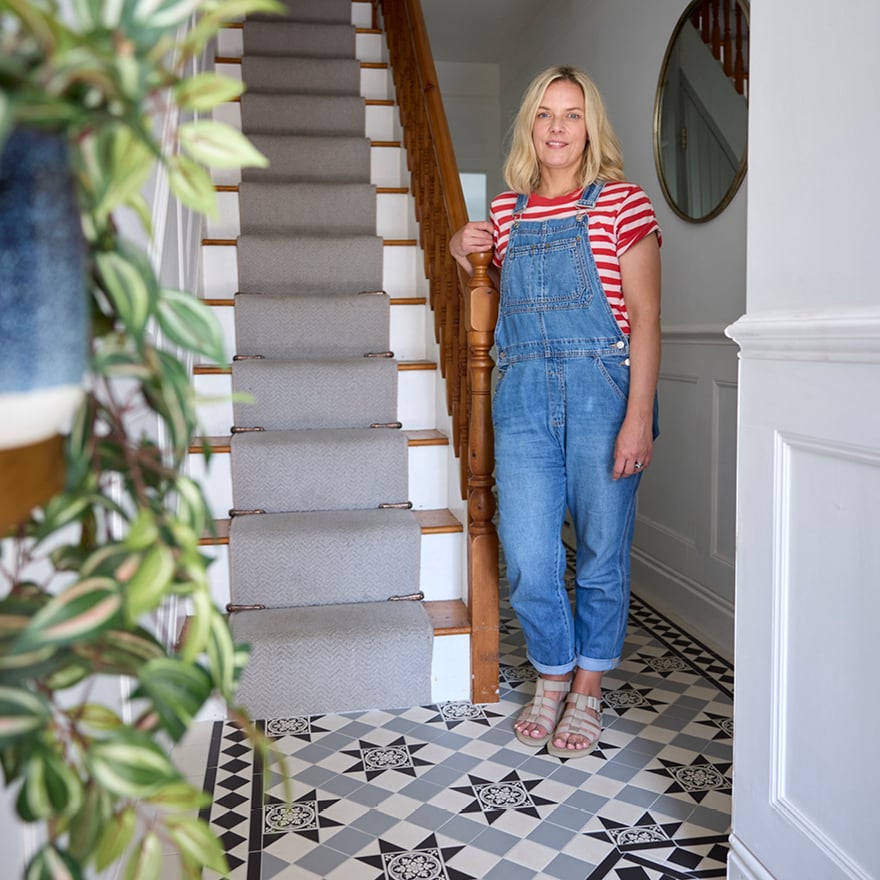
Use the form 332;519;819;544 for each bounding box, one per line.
612;416;653;479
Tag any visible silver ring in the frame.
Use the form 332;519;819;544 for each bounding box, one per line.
634;462;643;470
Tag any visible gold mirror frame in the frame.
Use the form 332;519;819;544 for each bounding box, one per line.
653;0;750;223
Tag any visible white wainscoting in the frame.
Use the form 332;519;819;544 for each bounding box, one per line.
726;308;880;880
630;326;738;659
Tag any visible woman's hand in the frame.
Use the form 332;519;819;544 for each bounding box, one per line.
612;415;653;479
449;221;494;274
613;232;661;480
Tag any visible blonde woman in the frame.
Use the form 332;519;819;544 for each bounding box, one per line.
450;66;661;758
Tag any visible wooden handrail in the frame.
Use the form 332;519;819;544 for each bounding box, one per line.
690;0;749;97
378;0;500;703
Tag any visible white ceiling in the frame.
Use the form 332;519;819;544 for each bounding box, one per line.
420;0;544;64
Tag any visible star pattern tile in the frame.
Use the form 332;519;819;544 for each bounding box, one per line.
189;552;734;880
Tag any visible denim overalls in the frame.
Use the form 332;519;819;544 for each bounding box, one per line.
493;182;644;674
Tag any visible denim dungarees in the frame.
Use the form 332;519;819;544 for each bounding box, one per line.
493;182;644;674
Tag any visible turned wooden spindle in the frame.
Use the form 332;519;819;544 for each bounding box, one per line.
734;4;747;96
380;0;500;703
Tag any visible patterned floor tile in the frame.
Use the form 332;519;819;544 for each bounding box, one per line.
192;552;733;880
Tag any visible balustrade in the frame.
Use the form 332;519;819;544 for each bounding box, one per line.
377;0;500;703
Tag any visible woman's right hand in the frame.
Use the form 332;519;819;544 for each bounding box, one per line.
449;221;494;274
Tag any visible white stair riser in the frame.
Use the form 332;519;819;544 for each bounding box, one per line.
191;442;449;518
206;191;413;239
193;369;437;434
389;303;427;360
431;634;470;702
201;243;423;299
202;528;462;610
213;100;396;142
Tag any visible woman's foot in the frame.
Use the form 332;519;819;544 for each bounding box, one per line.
513;675;570;747
547;692;602;757
548;668;603;757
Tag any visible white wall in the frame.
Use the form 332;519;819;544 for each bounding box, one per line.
727;2;880;878
434;0;746;656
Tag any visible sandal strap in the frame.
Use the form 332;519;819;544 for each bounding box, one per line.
553;692;602;742
517;677;569;730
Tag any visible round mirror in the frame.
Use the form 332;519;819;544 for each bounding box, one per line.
653;0;749;223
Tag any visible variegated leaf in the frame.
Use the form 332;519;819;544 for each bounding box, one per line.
0;686;51;745
156;287;226;364
174;72;244;110
165;814;229;874
87;729;182;798
14;578;122;653
178;119;269;169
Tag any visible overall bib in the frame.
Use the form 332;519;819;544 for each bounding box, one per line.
493;182;643;674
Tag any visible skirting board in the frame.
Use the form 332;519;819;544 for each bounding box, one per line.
727;835;776;880
630;547;734;661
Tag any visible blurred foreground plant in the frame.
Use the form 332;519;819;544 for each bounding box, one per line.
0;0;285;877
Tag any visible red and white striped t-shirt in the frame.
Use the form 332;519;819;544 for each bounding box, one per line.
490;182;661;334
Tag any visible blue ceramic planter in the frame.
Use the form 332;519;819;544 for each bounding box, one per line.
0;127;88;449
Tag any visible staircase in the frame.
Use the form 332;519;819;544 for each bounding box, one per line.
190;0;475;719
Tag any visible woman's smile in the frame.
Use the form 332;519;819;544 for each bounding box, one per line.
532;79;588;192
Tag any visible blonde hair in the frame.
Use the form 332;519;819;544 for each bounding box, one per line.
503;66;625;194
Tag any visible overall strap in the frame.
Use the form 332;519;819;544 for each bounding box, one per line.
576;181;605;209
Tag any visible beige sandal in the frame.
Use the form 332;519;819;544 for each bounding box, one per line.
547;692;602;758
514;677;569;747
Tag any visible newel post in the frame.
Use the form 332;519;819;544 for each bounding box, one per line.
465;251;499;703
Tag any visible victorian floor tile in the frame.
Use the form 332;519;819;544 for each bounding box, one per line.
185;551;733;880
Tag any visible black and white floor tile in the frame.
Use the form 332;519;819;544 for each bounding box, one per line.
178;554;733;879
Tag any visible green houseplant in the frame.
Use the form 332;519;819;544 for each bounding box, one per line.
0;0;283;877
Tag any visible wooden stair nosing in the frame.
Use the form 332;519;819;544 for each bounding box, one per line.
202;238;417;247
202;296;426;307
190;428;448;455
178;597;469;650
193;360;435;375
200;507;462;546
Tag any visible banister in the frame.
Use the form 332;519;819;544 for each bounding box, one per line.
378;0;500;703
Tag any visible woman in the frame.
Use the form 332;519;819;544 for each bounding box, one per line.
450;66;661;758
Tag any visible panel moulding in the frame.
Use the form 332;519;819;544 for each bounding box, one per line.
769;430;880;880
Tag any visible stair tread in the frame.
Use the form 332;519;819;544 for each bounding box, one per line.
179;598;468;644
202;296;425;306
200;508;462;545
193;359;435;374
190;429;448;455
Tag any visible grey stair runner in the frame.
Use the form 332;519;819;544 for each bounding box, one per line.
231;357;398;430
240;93;365;136
227;4;432;719
232;602;432;717
238;181;377;233
237;232;383;295
230;429;409;513
228;509;421;607
242;22;355;58
241;134;371;183
250;0;353;23
241;56;361;94
234;291;389;358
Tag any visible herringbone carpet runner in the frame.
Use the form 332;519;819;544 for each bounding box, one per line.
227;0;432;718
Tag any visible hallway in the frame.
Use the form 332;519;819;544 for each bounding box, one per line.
172;551;733;879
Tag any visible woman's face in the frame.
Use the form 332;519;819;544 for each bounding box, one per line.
531;79;588;182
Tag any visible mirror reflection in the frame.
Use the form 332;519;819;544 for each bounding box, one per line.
654;0;749;222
